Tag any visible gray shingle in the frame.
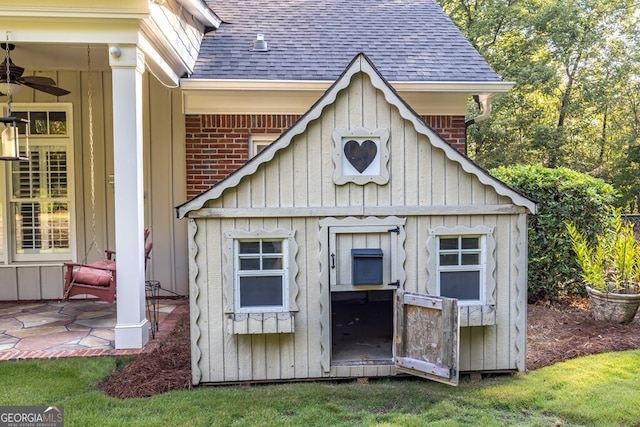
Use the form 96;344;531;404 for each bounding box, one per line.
192;0;502;82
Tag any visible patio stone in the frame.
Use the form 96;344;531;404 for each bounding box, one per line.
15;331;88;351
0;304;43;316
75;310;115;320
91;329;115;341
0;318;22;331
75;317;116;329
17;313;72;328
78;335;111;348
0;299;185;357
8;325;70;338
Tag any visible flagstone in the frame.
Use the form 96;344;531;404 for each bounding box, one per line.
15;331;88;351
17;313;72;328
91;329;115;341
75;310;115;320
0;304;43;316
8;325;70;338
0;318;22;331
78;335;111;348
75;317;116;328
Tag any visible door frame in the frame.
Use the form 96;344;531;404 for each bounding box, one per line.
318;216;406;372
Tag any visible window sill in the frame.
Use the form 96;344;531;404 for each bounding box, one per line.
227;312;295;334
459;304;496;326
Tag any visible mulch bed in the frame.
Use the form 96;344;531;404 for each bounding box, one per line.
527;298;640;371
101;299;640;398
101;312;192;398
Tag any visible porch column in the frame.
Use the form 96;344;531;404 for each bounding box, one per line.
109;44;149;349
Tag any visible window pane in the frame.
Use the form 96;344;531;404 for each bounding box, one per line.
439;238;459;250
440;253;458;266
262;256;283;269
239;276;283;307
13;202;70;254
239;257;260;270
461;237;479;249
30;112;48;135
440;271;480;300
262;241;281;253
461;253;479;265
48;112;67;135
239;241;260;254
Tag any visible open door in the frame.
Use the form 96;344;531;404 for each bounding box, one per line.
395;291;460;386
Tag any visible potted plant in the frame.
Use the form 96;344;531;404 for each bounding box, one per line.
567;209;640;323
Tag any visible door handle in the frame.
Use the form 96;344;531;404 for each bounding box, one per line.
331;253;335;269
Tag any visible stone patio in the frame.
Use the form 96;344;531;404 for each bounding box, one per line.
0;299;187;361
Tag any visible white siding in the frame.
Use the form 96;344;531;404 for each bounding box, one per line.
0;67;187;300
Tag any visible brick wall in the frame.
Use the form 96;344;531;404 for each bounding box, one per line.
185;114;467;199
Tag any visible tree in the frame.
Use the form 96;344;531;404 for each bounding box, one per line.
438;0;640;208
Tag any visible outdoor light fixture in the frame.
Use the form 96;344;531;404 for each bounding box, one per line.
252;34;269;52
0;33;29;161
0;115;29;160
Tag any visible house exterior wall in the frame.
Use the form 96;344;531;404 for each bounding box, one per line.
0;68;188;300
188;73;528;384
184;113;467;199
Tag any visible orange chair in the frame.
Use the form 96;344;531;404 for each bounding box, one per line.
63;230;152;303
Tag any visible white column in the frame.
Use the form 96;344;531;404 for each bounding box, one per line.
110;45;149;349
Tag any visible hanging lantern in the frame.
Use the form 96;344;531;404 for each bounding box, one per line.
0;115;29;160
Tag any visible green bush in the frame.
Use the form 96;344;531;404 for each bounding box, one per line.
490;165;619;302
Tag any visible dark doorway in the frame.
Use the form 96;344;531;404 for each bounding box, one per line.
331;290;394;365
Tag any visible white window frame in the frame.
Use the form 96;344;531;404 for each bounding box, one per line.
426;225;497;327
0;103;75;263
233;238;289;313
223;228;299;315
436;235;485;304
249;133;279;158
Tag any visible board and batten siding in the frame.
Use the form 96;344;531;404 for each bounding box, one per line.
0;67;188;300
190;71;528;383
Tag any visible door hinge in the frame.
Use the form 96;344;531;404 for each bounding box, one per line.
388;226;400;234
387;280;400;288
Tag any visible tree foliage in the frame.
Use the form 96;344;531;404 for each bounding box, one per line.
438;0;640;209
491;165;618;302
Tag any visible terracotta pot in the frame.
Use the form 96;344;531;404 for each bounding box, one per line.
586;285;640;324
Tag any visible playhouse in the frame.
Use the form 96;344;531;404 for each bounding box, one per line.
177;54;537;385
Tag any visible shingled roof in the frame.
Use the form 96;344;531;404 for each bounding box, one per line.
193;0;503;82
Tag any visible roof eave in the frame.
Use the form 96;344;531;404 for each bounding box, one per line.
180;78;515;94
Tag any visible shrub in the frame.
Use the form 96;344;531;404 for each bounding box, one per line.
490;165;619;302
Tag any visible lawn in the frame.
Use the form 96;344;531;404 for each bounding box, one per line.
1;350;639;426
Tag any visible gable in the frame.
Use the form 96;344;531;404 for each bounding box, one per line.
177;54;536;218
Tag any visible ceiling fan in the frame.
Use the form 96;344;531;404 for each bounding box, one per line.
0;43;71;97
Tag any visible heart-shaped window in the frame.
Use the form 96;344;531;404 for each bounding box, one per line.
343;139;378;173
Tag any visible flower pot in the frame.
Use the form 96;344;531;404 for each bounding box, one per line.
586;285;640;324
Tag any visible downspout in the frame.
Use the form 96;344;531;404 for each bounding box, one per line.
465;94;492;128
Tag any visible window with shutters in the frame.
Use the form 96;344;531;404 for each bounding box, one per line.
0;104;74;263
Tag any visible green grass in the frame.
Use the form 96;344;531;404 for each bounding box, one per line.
1;351;639;426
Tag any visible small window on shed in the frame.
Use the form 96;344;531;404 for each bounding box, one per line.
437;236;482;302
427;225;497;327
235;239;287;311
224;228;299;334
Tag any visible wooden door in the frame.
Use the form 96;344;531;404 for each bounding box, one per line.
395;291;460;386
